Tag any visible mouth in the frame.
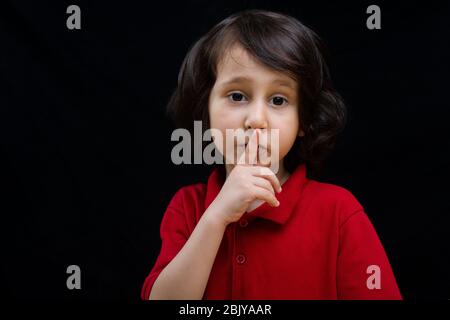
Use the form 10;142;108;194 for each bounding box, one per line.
238;143;269;151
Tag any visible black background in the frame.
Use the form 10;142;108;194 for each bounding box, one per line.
1;1;449;300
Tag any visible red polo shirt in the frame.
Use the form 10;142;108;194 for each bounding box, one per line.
141;164;402;300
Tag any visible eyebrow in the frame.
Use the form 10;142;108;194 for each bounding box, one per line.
218;76;296;90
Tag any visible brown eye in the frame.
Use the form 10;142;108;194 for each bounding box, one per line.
228;92;247;102
270;96;287;106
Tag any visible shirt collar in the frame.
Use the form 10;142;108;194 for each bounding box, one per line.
204;164;309;225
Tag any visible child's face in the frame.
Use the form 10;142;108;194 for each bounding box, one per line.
208;44;301;169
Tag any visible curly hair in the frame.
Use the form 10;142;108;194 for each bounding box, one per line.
167;9;346;178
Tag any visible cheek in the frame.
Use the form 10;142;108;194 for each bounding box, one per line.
209;99;228;128
274;111;299;158
209;98;244;132
208;98;242;157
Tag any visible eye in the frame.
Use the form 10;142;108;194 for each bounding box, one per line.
227;92;248;103
270;95;288;107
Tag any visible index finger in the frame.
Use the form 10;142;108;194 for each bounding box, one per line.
253;166;282;193
238;129;259;165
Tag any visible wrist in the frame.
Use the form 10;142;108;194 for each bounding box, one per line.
203;203;229;229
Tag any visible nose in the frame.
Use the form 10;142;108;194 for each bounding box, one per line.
244;98;268;130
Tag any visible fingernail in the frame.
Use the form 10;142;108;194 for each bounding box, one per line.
276;200;280;206
278;187;282;193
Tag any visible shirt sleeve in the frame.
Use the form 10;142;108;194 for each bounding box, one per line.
140;188;191;300
337;210;402;299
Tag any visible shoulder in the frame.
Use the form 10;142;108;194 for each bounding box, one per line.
303;179;364;225
159;182;208;233
168;182;207;210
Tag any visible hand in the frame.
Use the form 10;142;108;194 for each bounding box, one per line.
207;129;282;226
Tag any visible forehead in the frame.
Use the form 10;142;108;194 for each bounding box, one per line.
215;44;297;89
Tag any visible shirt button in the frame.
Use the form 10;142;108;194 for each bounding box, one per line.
239;218;248;228
236;254;246;264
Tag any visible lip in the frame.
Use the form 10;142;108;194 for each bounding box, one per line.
238;143;269;150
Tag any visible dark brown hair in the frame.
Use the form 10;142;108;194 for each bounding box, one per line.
167;9;346;178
